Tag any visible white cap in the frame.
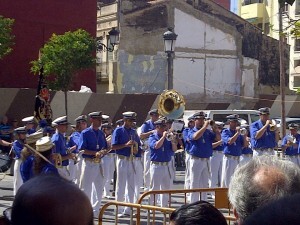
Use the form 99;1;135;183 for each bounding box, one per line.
52;116;69;125
36;136;54;152
22;116;35;124
26;131;43;144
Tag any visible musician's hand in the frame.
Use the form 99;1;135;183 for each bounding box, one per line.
125;140;134;147
204;120;210;127
162;131;168;138
266;120;271;126
68;153;76;160
236;126;241;134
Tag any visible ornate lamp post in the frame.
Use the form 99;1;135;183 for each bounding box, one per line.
163;28;178;89
96;27;120;52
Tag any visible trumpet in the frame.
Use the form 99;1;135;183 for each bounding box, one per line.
240;128;248;135
269;120;277;131
53;153;62;168
166;131;183;142
130;135;139;156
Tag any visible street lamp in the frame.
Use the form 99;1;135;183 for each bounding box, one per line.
163;28;178;89
96;27;120;52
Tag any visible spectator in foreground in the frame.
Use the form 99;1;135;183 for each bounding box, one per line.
228;155;300;224
169;200;227;225
243;193;300;225
10;175;93;225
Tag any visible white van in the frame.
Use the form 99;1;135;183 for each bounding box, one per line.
183;110;260;126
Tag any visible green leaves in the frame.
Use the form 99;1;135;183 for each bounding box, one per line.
31;29;96;91
0;15;15;59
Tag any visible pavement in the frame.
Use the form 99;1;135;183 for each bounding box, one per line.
0;169;190;224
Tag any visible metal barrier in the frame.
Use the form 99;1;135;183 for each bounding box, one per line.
98;188;233;225
98;201;175;225
137;188;231;225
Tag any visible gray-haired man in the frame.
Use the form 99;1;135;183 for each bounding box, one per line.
228;155;300;224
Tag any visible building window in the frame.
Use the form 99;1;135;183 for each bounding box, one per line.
296;0;300;15
284;3;289;13
294;60;300;67
242;0;263;6
294;76;300;87
295;39;300;51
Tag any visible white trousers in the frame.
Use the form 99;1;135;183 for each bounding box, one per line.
116;156;135;214
189;157;210;203
13;159;23;196
68;159;77;182
253;149;275;157
80;159;104;213
143;148;151;191
239;154;253;167
75;155;83;186
221;155;239;188
102;154;116;197
150;163;171;207
285;155;298;165
184;153;191;190
168;155;176;186
210;151;223;188
57;166;71;181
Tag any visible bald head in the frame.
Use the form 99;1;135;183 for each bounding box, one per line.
229;156;300;223
11;175;93;225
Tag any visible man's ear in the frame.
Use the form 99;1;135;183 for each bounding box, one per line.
233;208;240;224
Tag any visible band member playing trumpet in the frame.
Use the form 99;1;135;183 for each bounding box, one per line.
188;112;220;202
101;122;115;199
51;116;76;181
68;115;87;185
149;118;178;207
250;107;279;157
139;109;159;192
111;111;141;217
79;111;108;218
239;124;253;166
281;123;300;165
221;114;246;188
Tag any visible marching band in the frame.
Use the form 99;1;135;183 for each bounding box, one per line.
7;99;300;219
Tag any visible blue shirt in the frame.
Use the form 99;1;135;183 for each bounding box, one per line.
149;131;173;162
68;131;81;153
27;128;36;135
282;133;300;156
112;126;141;157
79;126;107;159
51;132;69;166
41;163;59;175
0;123;11;140
188;127;216;158
250;119;277;149
183;128;192;153
222;129;243;156
20;155;34;182
12;140;24;159
141;120;155;134
242;147;253;154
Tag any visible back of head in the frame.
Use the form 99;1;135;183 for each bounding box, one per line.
170;201;227;225
229;156;300;223
11;175;93;225
243;193;300;225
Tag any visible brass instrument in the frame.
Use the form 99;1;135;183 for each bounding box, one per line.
53;153;62;168
286;135;295;147
240;128;247;136
158;90;185;120
269;119;277;132
130;135;139;155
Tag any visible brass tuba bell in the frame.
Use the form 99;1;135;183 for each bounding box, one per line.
158;89;185;120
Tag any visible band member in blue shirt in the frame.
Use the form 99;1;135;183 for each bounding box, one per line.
21;116;36;135
51;116;75;181
221;114;246;187
188;111;220;202
282;123;300;165
139;109;159;192
79;111;108;217
210;121;225;192
111;111;141;217
12;127;27;195
68;115;87;185
149;118;178;207
183;116;195;192
250;107;279;157
239;124;253;166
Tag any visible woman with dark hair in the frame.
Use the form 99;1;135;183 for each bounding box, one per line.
170;200;227;225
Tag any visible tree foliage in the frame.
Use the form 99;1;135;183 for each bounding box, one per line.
0;15;15;59
31;29;96;115
31;29;96;92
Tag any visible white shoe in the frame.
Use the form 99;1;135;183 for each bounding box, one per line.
117;213;130;218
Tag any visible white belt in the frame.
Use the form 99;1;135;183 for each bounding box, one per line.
191;155;209;161
225;155;240;160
